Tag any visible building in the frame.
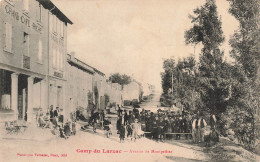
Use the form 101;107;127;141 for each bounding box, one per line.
92;68;106;110
104;81;123;107
67;53;94;114
0;0;72;122
123;80;143;103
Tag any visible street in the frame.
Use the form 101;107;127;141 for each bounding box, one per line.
0;125;209;162
0;93;210;162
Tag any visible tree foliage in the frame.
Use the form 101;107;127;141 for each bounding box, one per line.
109;73;131;86
161;0;260;150
185;0;229;114
224;0;260;149
161;56;202;112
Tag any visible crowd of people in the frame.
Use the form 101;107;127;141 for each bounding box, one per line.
116;107;219;144
35;104;219;145
36;105;76;139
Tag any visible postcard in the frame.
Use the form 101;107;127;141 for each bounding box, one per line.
0;0;259;161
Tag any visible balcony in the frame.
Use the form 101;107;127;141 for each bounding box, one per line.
23;55;30;69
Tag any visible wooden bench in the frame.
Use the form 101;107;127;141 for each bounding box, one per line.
144;132;192;139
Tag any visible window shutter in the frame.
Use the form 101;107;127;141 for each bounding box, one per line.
60;48;63;69
5;22;12;52
56;47;59;69
52;46;56;68
50;14;53;32
38;40;42;62
57;47;60;69
23;0;29;11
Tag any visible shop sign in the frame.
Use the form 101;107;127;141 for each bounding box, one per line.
54;72;63;78
5;4;42;33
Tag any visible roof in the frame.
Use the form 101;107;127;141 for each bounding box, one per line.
37;0;73;25
67;54;95;74
94;68;106;77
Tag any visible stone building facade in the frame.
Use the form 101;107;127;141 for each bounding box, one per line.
0;0;72;122
67;53;94;114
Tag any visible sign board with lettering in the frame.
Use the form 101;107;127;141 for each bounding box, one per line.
4;4;43;34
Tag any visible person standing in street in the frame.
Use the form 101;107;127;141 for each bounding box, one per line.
175;116;181;140
119;125;126;143
209;113;217;130
157;117;165;142
192;115;199;143
131;119;139;142
151;116;159;141
182;115;189;140
49;105;54;123
198;116;207;143
53;107;59;127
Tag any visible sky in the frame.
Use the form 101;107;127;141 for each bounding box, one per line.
52;0;238;92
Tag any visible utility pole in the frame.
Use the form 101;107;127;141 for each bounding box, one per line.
171;70;173;95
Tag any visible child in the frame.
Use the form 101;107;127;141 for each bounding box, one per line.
126;123;132;138
59;125;68;139
104;119;112;138
119;125;125;143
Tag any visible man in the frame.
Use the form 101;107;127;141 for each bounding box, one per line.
128;111;135;124
209;113;217;130
116;115;123;134
157;117;165;141
58;109;64;126
100;110;105;127
117;105;122;117
119;125;126;143
53;107;59;127
123;110;128;126
192;115;199;143
181;115;189;140
133;107;139;119
54;107;59;118
151;116;159;140
49;105;54;122
174;116;181;140
198;116;207;143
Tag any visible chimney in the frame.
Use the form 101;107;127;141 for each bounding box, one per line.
70;51;75;59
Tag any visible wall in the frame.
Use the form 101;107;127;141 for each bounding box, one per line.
67;62;93;113
0;0;48;75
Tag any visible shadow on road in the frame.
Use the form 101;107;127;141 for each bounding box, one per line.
166;156;208;162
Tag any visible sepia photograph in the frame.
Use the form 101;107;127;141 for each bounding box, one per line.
0;0;259;161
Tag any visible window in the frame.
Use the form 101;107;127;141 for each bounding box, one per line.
37;4;42;22
50;14;53;32
57;20;60;36
53;16;58;33
60;22;64;37
52;46;57;68
60;49;63;69
23;0;29;12
4;22;12;53
23;32;29;56
38;40;42;62
57;48;60;69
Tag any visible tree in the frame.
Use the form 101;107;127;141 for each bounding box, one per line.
225;0;260;149
185;0;229;115
161;56;202;111
228;0;260;79
109;73;131;86
161;57;175;95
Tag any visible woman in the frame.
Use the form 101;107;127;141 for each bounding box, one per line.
131;119;139;141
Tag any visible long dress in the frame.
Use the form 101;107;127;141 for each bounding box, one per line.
131;123;139;139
